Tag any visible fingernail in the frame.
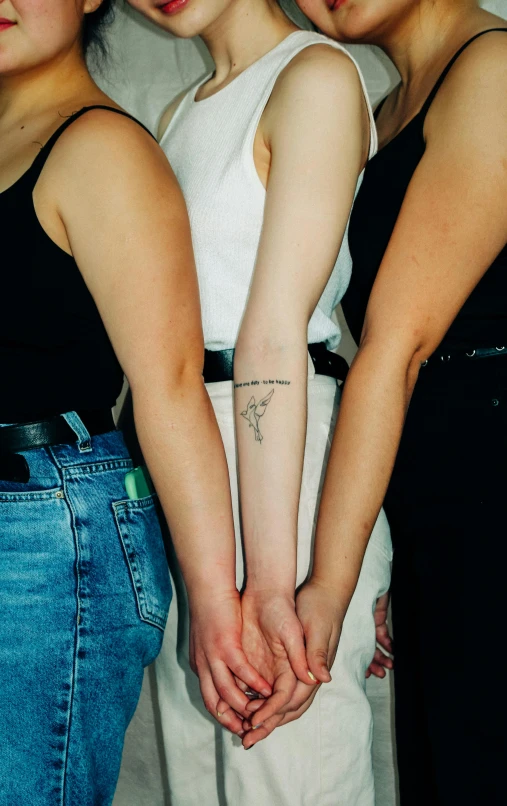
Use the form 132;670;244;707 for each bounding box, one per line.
261;688;271;697
217;711;222;718
308;671;317;682
244;744;253;750
238;730;245;737
252;723;263;730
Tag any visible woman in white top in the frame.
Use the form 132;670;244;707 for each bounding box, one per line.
126;0;392;803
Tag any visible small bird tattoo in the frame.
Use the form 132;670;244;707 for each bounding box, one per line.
241;389;274;444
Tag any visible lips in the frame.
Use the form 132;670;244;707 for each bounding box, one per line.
158;0;190;15
326;0;347;9
0;17;16;32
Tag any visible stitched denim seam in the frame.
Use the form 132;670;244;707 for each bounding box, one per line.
113;500;166;631
60;476;81;806
62;459;133;478
0;487;63;502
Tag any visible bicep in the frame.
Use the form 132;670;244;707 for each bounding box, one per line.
240;52;367;338
59;119;202;389
362;143;507;361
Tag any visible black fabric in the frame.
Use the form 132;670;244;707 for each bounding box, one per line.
202;342;348;383
345;28;507;352
345;29;507;805
0;106;154;423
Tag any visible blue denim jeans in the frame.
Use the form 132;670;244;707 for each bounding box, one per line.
0;413;172;805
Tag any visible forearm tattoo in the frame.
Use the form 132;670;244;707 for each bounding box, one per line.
235;380;290;444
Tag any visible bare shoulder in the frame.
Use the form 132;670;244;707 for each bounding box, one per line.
263;41;367;157
428;30;507;134
39;107;185;220
157;90;188;141
273;42;363;104
46;107;174;182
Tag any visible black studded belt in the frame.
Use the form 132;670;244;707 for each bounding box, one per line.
203;342;349;384
421;345;507;367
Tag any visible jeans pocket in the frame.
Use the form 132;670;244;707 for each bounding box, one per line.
113;496;172;631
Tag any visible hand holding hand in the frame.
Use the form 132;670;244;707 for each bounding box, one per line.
189;587;272;737
238;587;318;747
240;579;344;748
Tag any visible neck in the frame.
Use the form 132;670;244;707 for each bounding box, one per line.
377;1;484;87
200;0;297;83
0;46;96;125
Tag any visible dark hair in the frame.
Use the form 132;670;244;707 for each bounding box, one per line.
82;0;115;61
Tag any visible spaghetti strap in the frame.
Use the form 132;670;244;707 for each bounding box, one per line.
420;27;507;119
28;105;156;187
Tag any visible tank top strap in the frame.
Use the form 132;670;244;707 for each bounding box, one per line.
28;105;155;187
420;27;507;119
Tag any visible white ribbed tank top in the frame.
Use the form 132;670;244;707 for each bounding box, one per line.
161;31;377;351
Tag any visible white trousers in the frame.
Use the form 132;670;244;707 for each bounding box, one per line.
154;374;392;806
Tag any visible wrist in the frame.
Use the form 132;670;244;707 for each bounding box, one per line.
186;579;239;605
305;575;352;615
243;582;295;602
244;558;296;597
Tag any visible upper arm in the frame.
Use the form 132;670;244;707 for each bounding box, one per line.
53;111;203;391
157;91;188;141
362;37;507;362
239;47;368;344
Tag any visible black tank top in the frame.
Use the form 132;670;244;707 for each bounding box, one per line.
345;28;507;350
0;106;154;423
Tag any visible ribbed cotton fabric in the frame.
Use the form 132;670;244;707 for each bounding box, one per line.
161;31;377;351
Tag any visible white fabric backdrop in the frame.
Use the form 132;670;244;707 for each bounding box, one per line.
99;2;506;804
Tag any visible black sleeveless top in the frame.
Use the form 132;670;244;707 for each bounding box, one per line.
0;106;153;423
344;29;507;351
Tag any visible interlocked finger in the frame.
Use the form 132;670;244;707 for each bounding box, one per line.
199;668;244;735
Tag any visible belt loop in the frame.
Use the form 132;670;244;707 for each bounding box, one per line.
61;411;92;453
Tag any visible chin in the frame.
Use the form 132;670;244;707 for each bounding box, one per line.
127;0;219;39
297;0;400;46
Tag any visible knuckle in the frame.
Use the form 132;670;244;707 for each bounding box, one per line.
216;683;232;701
204;699;217;717
232;661;249;680
311;648;329;661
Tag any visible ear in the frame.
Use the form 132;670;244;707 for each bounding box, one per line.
84;0;105;15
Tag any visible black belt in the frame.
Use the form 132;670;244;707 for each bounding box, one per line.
203;342;349;384
421;345;507;367
0;409;115;456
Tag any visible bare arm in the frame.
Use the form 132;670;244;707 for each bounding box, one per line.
48;111;271;730
233;46;369;734
312;37;507;606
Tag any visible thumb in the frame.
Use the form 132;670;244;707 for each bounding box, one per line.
304;621;332;684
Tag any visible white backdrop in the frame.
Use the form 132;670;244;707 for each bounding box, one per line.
102;2;506;805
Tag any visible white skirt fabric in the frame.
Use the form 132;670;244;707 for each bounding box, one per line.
149;370;392;806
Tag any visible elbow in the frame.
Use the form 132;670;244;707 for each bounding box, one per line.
128;348;205;404
357;326;432;398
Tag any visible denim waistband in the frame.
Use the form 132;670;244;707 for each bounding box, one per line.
0;412;130;490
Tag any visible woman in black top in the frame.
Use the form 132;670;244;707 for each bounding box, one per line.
275;1;507;803
0;0;264;802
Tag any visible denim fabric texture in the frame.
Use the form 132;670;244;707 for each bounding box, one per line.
0;415;172;805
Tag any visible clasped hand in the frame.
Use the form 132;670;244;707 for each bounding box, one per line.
189;584;392;749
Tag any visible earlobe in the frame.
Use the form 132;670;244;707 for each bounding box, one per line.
84;0;105;16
